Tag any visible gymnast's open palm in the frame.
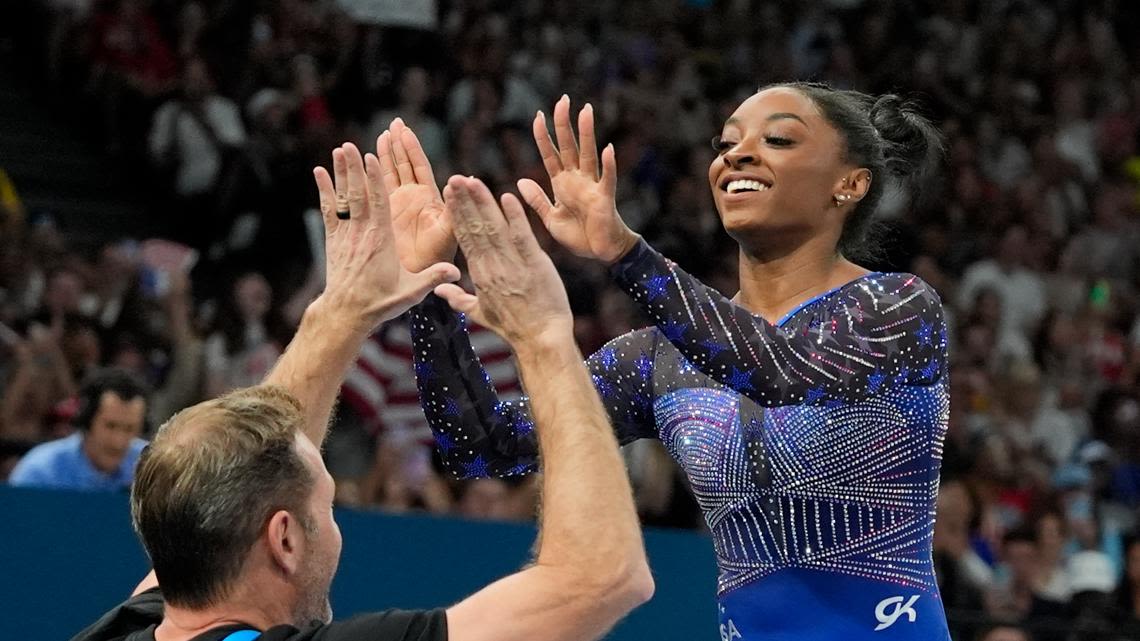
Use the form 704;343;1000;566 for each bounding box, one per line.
519;96;640;264
376;118;457;273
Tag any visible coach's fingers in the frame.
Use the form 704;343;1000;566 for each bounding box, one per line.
313;166;340;236
342;143;371;225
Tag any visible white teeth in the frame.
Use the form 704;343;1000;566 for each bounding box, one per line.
726;179;769;193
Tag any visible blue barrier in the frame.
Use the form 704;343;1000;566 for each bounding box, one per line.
0;486;717;640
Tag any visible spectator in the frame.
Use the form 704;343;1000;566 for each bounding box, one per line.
957;226;1047;344
986;526;1067;623
88;0;178;153
934;480;991;614
149;57;247;247
1066;550;1118;637
0;317;78;442
357;425;452;514
8;369;148;491
203;272;284;398
1033;511;1070;602
365;67;448;172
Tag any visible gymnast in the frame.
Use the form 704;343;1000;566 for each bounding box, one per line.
382;82;950;640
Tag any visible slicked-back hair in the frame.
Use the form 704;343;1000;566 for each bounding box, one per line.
763;82;945;260
130;385;314;608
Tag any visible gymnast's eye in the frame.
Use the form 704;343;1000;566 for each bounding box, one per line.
764;136;794;147
711;136;736;153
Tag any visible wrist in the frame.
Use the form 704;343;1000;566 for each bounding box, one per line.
304;296;375;339
511;325;580;365
604;227;642;266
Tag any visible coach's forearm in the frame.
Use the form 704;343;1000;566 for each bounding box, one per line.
514;331;652;603
264;298;371;445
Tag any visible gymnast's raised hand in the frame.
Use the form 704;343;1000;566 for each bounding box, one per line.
517;96;641;265
376;117;457;273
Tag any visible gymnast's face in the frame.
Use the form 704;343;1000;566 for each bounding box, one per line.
708;87;854;249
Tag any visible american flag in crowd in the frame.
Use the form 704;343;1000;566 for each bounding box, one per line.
341;314;522;440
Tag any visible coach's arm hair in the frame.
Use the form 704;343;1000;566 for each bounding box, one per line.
434;177;654;641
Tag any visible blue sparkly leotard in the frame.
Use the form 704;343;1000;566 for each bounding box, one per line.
409;240;951;640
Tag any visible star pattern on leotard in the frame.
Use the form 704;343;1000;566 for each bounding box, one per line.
511;412;535;435
702;339;729;359
867;369;887;393
462;455;490;478
433;430;455;454
414;360;435;380
727;367;756;392
921;360;940;382
598;346;619;371
645;274;671;301
662;320;689;342
592;373;617;399
635;353;654;380
916;320;934;346
443;397;461;417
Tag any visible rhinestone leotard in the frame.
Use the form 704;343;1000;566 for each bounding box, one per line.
409;240;952;640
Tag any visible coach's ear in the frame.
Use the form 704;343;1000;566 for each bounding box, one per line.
267;510;304;576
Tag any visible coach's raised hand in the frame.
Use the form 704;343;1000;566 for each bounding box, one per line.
268;143;459;445
433;176;572;347
312;142;460;331
434;175;653;641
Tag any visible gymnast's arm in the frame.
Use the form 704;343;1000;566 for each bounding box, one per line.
409;294;658;479
610;238;948;406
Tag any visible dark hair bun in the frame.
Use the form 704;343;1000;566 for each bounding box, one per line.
868;94;945;183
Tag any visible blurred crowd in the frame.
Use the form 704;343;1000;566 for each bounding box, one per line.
3;0;1140;638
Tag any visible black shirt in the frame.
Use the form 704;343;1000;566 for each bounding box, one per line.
71;589;447;641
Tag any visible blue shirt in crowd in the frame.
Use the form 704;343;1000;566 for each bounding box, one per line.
8;433;147;491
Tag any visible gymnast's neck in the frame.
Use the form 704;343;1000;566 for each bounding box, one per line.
732;230;867;325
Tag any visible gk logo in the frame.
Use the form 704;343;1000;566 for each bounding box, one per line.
874;595;920;631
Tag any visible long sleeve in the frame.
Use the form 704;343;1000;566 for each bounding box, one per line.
409;294;657;479
610;239;948;407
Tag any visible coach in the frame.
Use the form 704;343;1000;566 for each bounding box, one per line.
71;143;653;641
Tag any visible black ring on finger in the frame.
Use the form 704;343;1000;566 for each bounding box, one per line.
336;210;351;220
